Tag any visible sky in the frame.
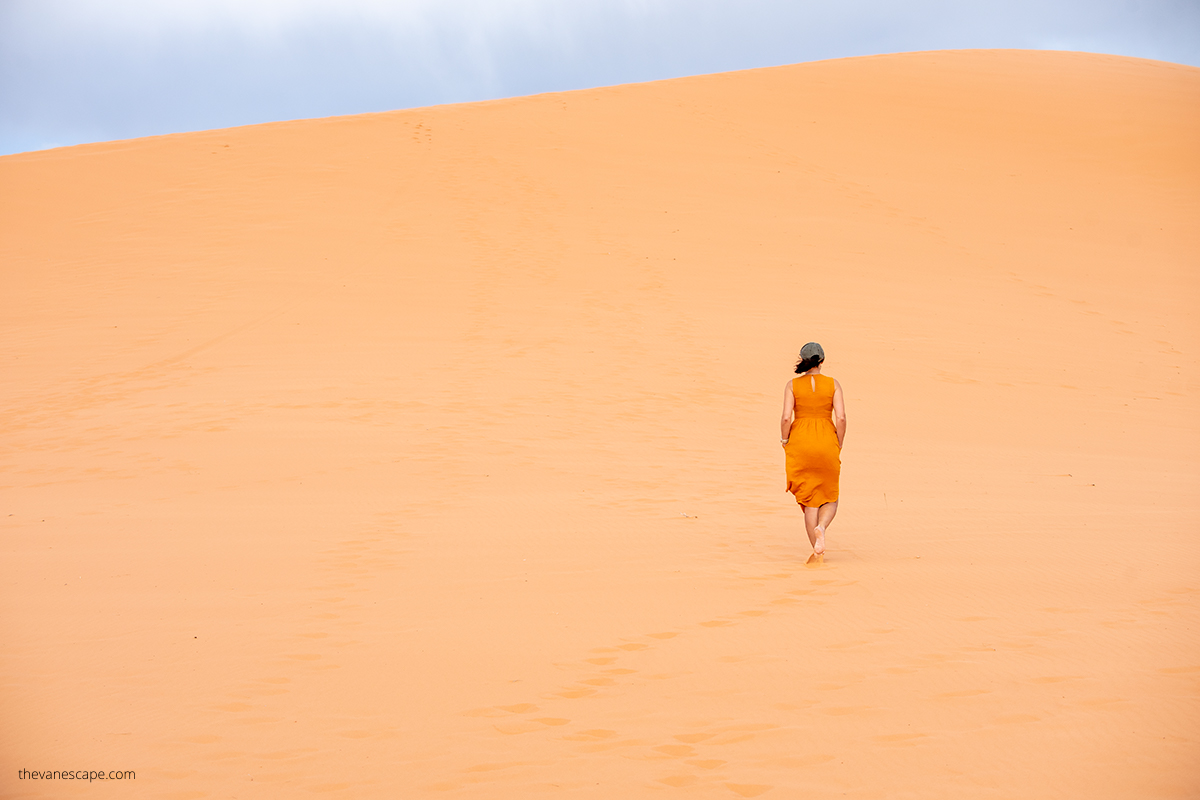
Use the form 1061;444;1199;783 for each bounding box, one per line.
1;0;1198;156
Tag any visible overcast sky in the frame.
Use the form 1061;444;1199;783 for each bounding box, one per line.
2;0;1198;155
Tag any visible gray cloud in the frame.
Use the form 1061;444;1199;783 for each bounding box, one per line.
2;0;1197;155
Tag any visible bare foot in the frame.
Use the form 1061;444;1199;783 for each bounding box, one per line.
805;552;824;567
813;526;825;555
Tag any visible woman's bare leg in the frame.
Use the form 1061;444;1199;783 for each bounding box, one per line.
813;501;838;554
802;505;820;549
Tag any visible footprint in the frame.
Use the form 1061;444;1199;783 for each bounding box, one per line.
580;677;616;686
533;718;569;727
765;754;834;767
462;704;538;718
618;643;649;651
726;783;773;797
551;688;596;699
493;721;544;735
585;657;617;665
708;733;756;746
653;745;696;757
564;729;617;741
686;759;726;769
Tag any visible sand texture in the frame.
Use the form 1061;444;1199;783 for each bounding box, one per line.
2;49;1198;798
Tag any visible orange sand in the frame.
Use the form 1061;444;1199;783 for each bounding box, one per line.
2;49;1198;798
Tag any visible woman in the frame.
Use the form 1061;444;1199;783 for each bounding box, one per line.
780;342;846;556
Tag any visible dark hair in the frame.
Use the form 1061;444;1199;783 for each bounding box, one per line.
794;354;824;374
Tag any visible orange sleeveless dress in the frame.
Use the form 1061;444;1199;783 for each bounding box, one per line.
784;374;840;507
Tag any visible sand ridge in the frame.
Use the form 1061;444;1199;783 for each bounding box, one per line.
1;49;1198;797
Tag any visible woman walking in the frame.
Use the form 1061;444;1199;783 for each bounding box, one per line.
781;342;846;557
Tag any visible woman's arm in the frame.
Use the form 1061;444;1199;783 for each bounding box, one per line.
780;380;795;443
832;379;847;448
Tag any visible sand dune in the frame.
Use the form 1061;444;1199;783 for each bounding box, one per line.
2;49;1198;798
